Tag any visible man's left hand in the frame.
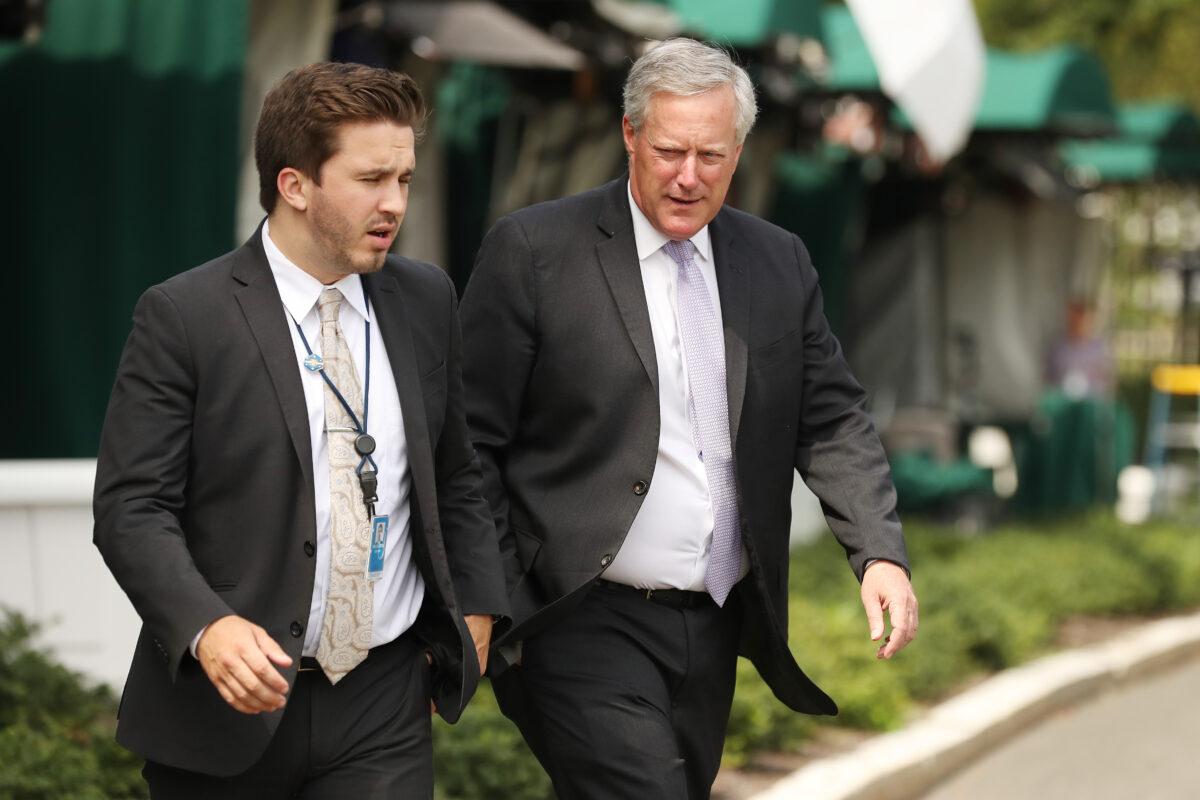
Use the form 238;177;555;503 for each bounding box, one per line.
861;561;918;659
464;614;493;675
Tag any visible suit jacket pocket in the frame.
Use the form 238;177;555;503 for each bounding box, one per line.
750;328;801;372
511;526;542;573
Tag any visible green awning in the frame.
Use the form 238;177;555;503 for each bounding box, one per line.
1116;102;1200;145
975;46;1115;134
1060;102;1200;183
819;5;877;91
648;0;821;45
820;7;1117;135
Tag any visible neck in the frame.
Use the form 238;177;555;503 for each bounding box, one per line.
266;211;341;285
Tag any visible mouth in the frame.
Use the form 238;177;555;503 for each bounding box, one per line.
366;226;397;247
667;196;702;207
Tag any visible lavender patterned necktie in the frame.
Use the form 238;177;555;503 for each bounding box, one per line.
664;239;742;606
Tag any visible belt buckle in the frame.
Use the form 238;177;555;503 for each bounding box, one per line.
644;588;654;600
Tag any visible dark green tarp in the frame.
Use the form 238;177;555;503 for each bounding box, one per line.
1;0;247;458
820;7;1117;135
650;0;821;46
1060;102;1200;183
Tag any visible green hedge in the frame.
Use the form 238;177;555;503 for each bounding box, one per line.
4;514;1199;798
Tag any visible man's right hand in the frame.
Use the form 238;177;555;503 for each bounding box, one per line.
196;615;293;715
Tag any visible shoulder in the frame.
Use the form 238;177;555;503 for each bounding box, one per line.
496;180;617;242
135;246;248;321
382;255;455;301
716;204;799;248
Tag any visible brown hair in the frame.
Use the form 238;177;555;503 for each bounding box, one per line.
255;62;426;213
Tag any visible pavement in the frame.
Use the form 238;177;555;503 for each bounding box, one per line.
748;609;1200;800
922;656;1200;799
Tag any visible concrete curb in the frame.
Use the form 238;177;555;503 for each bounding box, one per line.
749;609;1200;800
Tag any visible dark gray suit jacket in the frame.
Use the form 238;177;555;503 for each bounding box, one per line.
460;177;906;715
93;228;508;775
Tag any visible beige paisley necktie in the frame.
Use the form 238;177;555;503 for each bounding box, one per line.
314;288;373;684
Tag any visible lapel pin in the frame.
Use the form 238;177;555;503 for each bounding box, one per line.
303;353;324;372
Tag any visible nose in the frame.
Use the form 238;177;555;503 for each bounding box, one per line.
379;179;407;218
676;155;699;191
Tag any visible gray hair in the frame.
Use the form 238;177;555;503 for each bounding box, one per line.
623;38;758;144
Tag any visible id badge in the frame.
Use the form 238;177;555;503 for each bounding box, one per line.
367;515;388;581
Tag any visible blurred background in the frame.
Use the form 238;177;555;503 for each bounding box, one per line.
1;1;1199;798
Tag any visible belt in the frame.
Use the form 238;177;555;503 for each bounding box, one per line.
297;656;321;673
595;579;714;610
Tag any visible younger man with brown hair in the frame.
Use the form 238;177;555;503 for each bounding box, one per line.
94;61;507;798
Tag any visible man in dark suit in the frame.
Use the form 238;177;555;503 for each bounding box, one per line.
460;39;917;799
93;62;507;798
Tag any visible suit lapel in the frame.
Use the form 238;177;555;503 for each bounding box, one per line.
711;212;749;447
232;230;314;486
595;180;659;394
362;270;438;531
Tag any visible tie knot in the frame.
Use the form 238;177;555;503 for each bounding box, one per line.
318;288;342;323
664;239;694;268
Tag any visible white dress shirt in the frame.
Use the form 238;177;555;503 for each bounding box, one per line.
190;222;424;658
603;185;729;591
263;221;424;655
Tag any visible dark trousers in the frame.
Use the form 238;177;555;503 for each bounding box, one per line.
143;633;432;800
495;581;742;800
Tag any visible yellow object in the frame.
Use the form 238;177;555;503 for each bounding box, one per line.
1151;365;1200;396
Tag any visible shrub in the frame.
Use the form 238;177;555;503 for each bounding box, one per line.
0;614;146;800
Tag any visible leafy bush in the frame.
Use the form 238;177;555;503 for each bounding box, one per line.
432;682;552;800
0;614;146;800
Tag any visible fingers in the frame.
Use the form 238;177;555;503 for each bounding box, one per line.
860;562;919;660
876;591;919;660
198;616;290;715
463;614;494;676
476;642;490;676
864;596;885;642
252;628;293;695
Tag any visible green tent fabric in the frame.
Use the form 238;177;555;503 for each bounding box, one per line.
435;63;512;292
973;46;1115;134
1009;391;1135;514
767;146;866;336
1060;102;1200;183
1;0;247;458
648;0;821;46
819;5;877;92
889;451;993;513
1117;102;1200;145
820;7;1117;135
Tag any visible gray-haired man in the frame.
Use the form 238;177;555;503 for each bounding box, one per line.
460;38;917;799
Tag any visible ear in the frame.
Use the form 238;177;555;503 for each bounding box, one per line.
621;115;637;156
730;142;744;173
276;167;310;213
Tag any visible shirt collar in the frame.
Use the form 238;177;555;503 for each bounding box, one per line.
626;181;712;264
262;219;369;323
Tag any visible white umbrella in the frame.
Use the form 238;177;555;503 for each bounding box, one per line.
844;0;986;162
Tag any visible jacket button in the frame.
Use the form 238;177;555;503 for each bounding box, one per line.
632;480;649;495
303;540;315;557
290;621;303;638
600;554;613;567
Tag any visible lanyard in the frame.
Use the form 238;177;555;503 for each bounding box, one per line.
289;284;380;515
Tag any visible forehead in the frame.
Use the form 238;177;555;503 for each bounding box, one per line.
329;120;415;164
643;87;738;142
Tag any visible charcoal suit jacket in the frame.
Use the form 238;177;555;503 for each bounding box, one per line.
93;226;507;775
460;177;907;715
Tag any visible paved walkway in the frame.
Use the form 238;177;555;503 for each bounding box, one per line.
750;611;1200;800
921;656;1200;800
